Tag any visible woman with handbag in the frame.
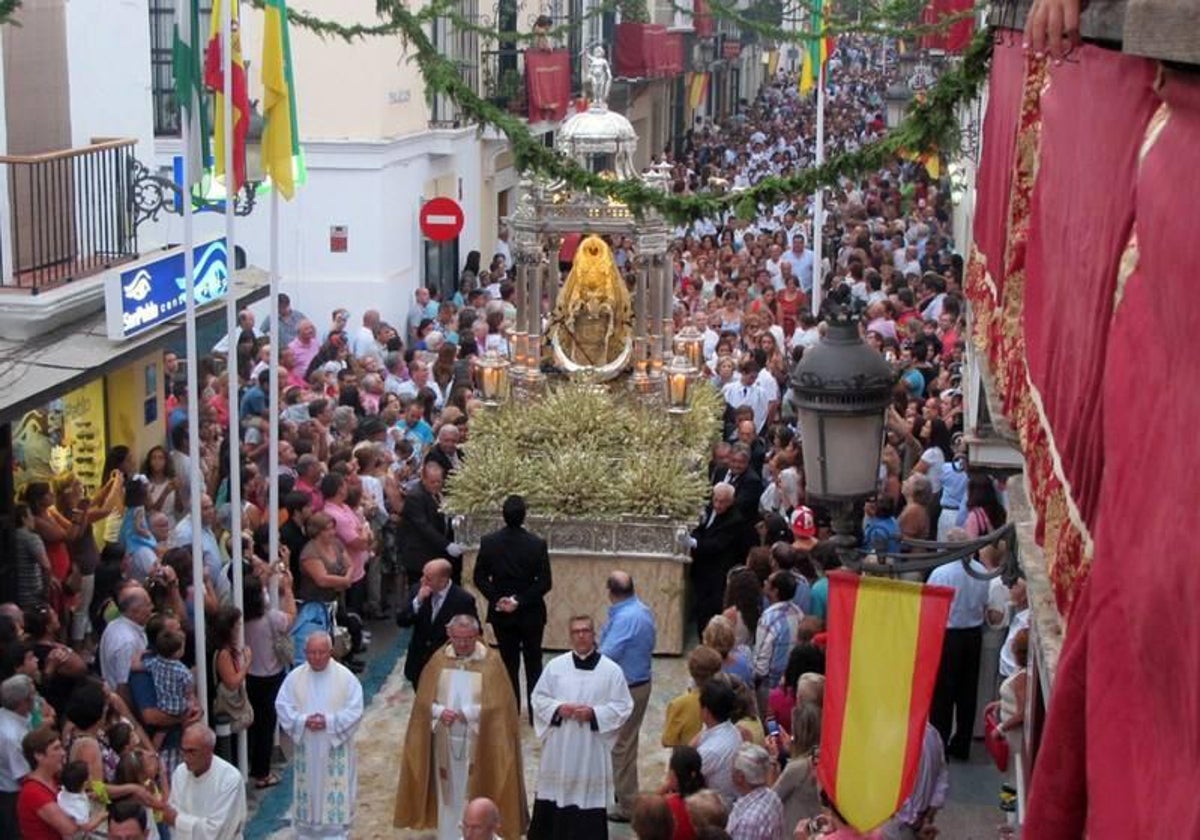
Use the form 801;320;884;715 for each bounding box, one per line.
211;606;254;735
243;570;296;789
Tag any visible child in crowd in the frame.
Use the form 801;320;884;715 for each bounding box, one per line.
57;759;106;835
115;749;168;840
119;475;154;551
145;628;196;750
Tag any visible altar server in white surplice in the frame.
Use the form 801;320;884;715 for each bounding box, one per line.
275;631;365;840
161;724;246;840
527;614;633;840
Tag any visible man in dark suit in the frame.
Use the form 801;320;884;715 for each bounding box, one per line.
473;494;552;718
396;558;478;687
687;482;756;638
424;423;463;477
398;460;464;584
707;441;733;486
714;443;765;524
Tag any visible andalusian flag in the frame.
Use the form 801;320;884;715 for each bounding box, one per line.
261;0;304;198
799;0;834;97
204;0;251;193
818;572;953;831
172;0;210;188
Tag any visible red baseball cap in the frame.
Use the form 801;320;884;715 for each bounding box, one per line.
791;506;817;539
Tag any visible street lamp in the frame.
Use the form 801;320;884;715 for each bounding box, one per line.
790;316;895;503
476;351;511;407
788;312;1021;582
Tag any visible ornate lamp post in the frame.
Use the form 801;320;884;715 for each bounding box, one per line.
788;313;1020;581
663;355;697;414
791;316;895;505
476;351;511;407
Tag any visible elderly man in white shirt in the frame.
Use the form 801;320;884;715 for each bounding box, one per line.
98;585;152;693
162;724;246;840
172;495;229;603
0;675;34;835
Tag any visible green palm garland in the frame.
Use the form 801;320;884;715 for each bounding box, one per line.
0;1;22;25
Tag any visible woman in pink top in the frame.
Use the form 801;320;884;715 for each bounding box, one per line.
318;473;371;623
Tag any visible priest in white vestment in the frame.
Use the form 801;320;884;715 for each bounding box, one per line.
528;615;633;840
276;631;365;839
161;724;246;840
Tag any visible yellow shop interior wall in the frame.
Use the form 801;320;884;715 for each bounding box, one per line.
105;351;165;461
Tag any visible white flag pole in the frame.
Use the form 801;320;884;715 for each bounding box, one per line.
267;188;281;612
180;0;209;722
221;0;247;776
811;55;826;318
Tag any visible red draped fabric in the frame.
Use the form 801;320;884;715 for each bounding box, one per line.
966;36;1026;302
662;32;684;75
1019;48;1159;601
615;23;667;79
971;32;1200;839
694;0;715;38
648;26;668;77
525;49;571;123
1026;68;1200;837
919;0;975;53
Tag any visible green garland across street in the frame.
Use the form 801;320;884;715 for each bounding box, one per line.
255;0;995;223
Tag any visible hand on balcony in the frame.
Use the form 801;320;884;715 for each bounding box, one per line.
1024;0;1082;62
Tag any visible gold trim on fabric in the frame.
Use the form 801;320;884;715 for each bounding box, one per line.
1139;103;1170;164
1022;359;1096;563
1113;231;1140;313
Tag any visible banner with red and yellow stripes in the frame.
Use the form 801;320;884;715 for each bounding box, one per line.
688;72;710;111
818;571;954;832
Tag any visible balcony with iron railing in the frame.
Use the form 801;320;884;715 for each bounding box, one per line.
482;48;528;115
0;138;139;293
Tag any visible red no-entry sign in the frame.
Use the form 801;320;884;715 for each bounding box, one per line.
420;197;465;242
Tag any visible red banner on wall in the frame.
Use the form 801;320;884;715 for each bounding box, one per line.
662;32;684;75
694;0;714;37
525;49;571;123
615;22;669;79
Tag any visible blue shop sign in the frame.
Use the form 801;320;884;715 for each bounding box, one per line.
104;239;228;340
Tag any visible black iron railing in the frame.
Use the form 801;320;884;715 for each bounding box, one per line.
1;138;139;292
481;48;527;113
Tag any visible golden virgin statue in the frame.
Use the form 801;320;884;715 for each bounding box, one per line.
548;235;634;378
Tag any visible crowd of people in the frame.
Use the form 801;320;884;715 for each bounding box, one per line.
0;34;1031;840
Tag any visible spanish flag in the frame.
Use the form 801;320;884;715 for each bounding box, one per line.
261;0;304;199
688;72;710;110
902;148;941;180
205;0;250;193
799;0;834;97
818;572;953;832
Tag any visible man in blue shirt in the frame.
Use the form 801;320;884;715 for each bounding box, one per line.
598;571;656;823
239;370;269;423
927;556;989;760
